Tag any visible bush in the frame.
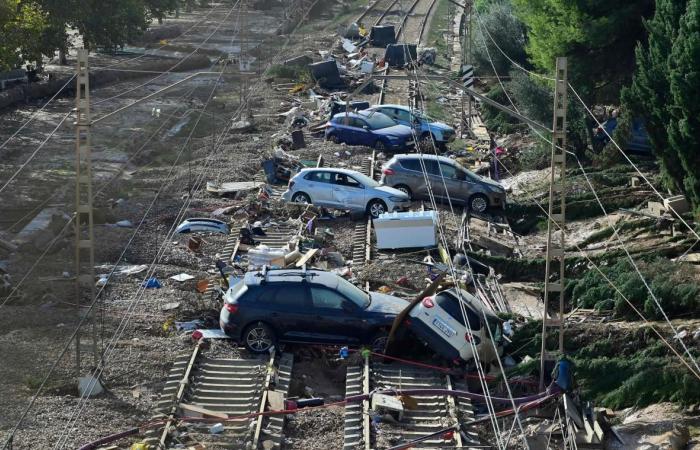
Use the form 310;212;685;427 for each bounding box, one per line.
570;258;700;319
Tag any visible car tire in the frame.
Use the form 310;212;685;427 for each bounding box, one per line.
394;184;412;198
243;322;276;353
419;133;435;150
367;199;387;218
292;192;311;204
469;194;489;213
328;133;340;144
374;140;387;151
370;330;389;353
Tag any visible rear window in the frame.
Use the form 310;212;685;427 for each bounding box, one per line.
435;292;480;330
399;159;421;171
253;283;308;307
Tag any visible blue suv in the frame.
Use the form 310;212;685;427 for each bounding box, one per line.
325;110;415;151
366;104;455;148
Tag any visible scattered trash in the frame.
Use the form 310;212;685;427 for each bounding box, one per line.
674;330;688;340
372;393;404;421
175;218;230;235
161;302;181;311
115;220;133;228
96;275;108;286
206;180;264;197
209;423;225;434
196;279;209;293
418;47;437;65
142;278;161;289
370;25;396;47
170;273;195;282
78;375;104;397
175;320;204;331
339;346;349;359
193;329;230;339
188;236;204;252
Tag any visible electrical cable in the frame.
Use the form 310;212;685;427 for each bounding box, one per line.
0;3;239;197
404;47;530;448
0;2;222;155
472;13;700;377
51;1;328;445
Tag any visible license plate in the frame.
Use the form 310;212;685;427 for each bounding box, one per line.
432;317;456;337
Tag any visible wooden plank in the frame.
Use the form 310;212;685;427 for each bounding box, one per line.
178;403;229;419
252;350;276;448
295;248;319;267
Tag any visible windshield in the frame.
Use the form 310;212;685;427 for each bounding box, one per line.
364;113;397;130
349;171;380;188
337;276;370;308
414;110;433;122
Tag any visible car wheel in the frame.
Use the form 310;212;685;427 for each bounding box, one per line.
469;194;489;213
367;199;387;218
370;331;389;353
328;134;340;144
292;192;311;204
394;184;412;198
419;133;434;150
374;140;387;151
243;322;276;353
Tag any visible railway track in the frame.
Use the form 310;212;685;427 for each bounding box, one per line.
142;345;294;450
344;359;472;449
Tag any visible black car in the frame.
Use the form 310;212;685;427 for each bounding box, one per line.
219;268;407;353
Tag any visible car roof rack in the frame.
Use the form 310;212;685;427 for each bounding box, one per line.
254;265;318;284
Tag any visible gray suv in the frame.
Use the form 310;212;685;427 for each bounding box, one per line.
380;154;506;212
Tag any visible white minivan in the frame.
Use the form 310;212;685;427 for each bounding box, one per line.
407;288;504;364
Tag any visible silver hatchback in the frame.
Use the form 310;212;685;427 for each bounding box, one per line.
380;154;506;213
281;168;411;218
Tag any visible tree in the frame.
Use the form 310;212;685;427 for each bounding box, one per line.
621;1;694;205
512;0;655;103
667;0;700;209
472;0;528;76
0;0;47;70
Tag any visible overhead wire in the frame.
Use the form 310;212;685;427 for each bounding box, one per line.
471;9;700;376
0;2;222;155
1;4;252;446
397;80;507;450
51;6;246;446
0;3;238;197
404;46;531;448
52;0;329;445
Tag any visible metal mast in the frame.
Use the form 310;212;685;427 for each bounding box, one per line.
540;57;568;389
74;49;99;378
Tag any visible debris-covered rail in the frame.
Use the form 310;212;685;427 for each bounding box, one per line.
142;346;293;449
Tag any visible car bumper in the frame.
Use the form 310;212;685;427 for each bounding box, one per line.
407;317;461;360
219;310;242;340
386;198;412;212
281;190;293;202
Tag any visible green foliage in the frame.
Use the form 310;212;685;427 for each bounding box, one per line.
472;0;528;75
508;321;700;408
622;0;690;203
570;257;700;319
481;84;524;134
512;0;654;102
667;0;700;214
0;0;47;70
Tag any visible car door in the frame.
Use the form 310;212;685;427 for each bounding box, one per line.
397;157;430;199
331;172;366;210
256;283;321;342
438;161;467;205
352;117;375;146
394;108;413;129
424;159;448;201
304;170;334;206
309;285;365;343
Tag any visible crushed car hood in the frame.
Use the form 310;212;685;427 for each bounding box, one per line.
365;292;408;315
